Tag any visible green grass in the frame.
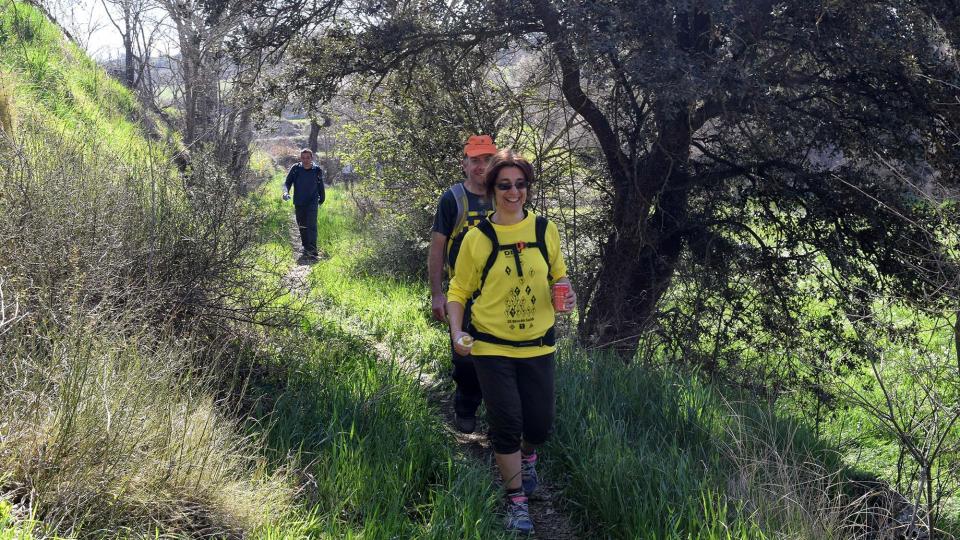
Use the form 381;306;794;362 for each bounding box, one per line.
246;325;503;539
0;0;159;163
242;173;507;538
275;177;860;539
547;347;850;539
267;172;449;367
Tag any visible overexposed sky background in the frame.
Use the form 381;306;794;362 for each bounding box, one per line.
53;0;170;60
86;1;124;59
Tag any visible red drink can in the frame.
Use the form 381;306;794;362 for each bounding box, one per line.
552;282;570;312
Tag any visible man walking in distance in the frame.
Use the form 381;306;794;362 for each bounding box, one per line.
284;148;326;261
429;135;498;433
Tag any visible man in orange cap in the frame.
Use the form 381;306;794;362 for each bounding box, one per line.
428;134;498;433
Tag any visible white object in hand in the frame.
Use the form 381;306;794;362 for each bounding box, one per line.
456;335;474;348
282;191;290;201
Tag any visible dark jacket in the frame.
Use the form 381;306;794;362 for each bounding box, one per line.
285;163;326;207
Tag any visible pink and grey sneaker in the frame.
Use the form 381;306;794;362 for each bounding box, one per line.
505;494;534;535
521;452;538;496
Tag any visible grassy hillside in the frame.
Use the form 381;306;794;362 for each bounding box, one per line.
0;1;162;156
0;4;507;537
0;2;287;536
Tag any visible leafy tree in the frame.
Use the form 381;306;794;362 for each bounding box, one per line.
292;0;960;361
325;52;503;277
158;0;336;178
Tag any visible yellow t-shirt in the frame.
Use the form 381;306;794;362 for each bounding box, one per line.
448;212;568;358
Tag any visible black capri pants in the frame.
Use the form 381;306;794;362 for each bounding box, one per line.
471;353;555;454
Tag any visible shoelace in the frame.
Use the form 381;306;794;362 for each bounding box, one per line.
509;499;530;520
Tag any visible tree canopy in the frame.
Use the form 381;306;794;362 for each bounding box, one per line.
282;0;960;365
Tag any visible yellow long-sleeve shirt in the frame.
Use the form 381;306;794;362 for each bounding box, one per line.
448;211;567;358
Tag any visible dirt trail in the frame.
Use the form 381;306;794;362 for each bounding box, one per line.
428;377;581;540
281;217;322;296
283;213;581;539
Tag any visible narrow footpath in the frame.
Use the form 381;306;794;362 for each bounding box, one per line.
283;213;581;539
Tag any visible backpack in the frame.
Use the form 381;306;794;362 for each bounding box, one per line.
466;215;556;348
445;183;494;272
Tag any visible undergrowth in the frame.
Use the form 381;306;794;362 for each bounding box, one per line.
293;175;863;539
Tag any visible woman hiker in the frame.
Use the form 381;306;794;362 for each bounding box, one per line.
445;149;576;535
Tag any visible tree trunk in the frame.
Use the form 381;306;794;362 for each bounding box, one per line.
172;12;219;151
531;0;696;360
227;107;254;194
308;118;320;154
578;109;692;359
578;163;689;358
123;34;135;88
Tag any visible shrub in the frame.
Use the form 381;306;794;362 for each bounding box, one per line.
0;111;288;333
0;10;295;533
0;312;290;537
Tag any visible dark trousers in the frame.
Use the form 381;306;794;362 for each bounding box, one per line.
451;306;482;417
294;204;318;256
472;353;555;454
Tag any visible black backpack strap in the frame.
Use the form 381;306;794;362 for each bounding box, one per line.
473;219;499;299
469;325;556;347
475;216;552;286
534;216;552;281
510;216;552;280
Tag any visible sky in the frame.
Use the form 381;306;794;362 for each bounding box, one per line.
54;0;169;60
85;1;124;59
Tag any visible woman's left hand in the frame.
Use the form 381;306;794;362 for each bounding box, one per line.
563;285;577;312
555;279;576;313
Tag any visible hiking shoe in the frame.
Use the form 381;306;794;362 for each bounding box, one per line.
521;452;538;496
453;413;476;434
504;496;534;535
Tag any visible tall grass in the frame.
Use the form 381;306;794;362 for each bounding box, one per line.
305;186;866;539
0;2;295;536
247;323;504;539
546;347;852;538
242;173;508;538
0;315;290;537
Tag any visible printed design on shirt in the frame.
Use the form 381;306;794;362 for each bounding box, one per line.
464;209;490;228
503;250;539;331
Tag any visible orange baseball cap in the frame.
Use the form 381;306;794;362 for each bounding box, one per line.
464;135;497;157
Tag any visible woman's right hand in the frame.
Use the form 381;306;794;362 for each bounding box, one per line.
452;330;474;356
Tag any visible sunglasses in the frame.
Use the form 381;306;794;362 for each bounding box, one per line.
495;181;529;191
